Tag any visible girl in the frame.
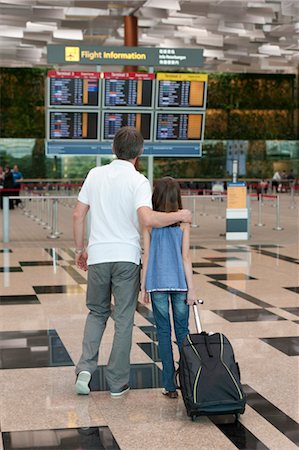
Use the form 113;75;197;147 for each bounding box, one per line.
141;177;196;398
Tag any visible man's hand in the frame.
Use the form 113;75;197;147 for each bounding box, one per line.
75;251;88;271
179;209;192;224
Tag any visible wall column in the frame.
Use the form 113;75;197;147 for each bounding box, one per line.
124;15;138;72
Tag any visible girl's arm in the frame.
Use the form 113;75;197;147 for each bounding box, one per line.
141;226;151;304
181;223;197;305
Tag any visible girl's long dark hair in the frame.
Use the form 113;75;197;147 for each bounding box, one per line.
152;177;182;213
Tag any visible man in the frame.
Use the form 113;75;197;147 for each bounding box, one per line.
73;126;192;397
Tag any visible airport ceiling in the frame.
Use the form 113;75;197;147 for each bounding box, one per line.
0;0;298;73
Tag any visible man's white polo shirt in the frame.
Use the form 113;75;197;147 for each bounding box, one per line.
78;159;152;265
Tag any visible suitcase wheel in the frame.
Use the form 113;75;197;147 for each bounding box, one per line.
191;415;196;422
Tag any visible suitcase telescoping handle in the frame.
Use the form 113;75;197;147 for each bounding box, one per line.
193;299;204;333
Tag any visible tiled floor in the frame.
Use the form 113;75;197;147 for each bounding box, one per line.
0;197;298;449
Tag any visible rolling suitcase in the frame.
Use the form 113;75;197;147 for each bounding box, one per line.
178;300;246;421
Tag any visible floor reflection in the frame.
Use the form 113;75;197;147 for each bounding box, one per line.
2;426;120;450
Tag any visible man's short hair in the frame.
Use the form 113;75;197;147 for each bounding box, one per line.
113;126;144;160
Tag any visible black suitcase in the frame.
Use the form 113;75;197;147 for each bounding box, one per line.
178;300;246;421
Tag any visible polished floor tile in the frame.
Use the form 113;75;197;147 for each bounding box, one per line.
244;385;299;446
0;294;40;305
212;308;285;322
260;336;299;356
2;427;120;450
209;281;272;308
211;418;268;450
0;329;74;369
89;363;163;391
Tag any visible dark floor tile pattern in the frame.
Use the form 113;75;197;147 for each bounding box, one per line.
206;273;256;280
0;249;12;253
211;418;269;450
138;342;161;362
190;245;206;250
204;257;243;262
285;287;299;294
261;336;299;356
61;248;76;258
244;384;299;446
283;307;299;317
2;426;120;450
19;261;55;267
250;244;282;249
136;302;156;325
212;308;285;323
139;325;158;341
89;363;163;391
213;248;250;253
209;281;272;308
33;285;85;294
192;262;223;268
254;249;299;264
44;248;63;260
0;329;74;369
0;294;40;305
62;265;87;284
0;267;22;272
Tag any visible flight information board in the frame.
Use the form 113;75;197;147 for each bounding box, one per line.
156;73;207;109
155;112;204;142
49;111;98;140
103;111;152;141
103;72;154;108
48;71;100;107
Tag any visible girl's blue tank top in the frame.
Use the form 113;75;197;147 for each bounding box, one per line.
145;226;188;293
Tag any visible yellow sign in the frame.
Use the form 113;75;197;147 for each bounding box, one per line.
157;73;208;81
65;47;80;62
227;186;247;209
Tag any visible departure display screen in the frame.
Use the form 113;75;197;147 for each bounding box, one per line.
49;111;98;140
155;112;204;141
48;71;100;107
103;72;154;108
157;80;205;108
103;111;152;140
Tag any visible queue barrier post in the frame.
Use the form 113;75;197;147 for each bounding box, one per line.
3;196;9;243
47;199;60;239
255;194;265;227
273;195;283;231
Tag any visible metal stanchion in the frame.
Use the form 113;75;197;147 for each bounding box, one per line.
47;199;60;239
255;194;265;226
191;196;199;228
44;197;52;230
273;195;283;231
289;185;296;209
2;196;10;243
34;195;42;222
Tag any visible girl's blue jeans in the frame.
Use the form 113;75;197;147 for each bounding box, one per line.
151;291;189;392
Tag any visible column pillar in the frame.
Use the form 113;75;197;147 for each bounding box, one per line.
124;15;138;72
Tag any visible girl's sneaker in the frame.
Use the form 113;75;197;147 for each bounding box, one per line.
162;388;178;399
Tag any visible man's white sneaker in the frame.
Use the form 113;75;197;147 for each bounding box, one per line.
76;371;91;395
